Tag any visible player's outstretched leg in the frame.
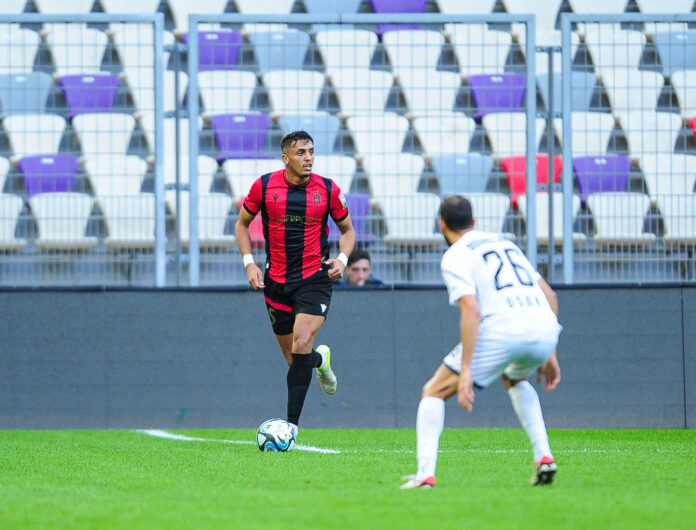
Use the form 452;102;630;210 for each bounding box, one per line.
400;396;444;489
315;345;337;394
530;456;557;486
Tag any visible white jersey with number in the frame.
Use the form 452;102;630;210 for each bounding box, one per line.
441;230;559;339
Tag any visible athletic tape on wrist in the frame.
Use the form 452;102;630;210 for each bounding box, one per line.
337;253;348;267
242;254;255;268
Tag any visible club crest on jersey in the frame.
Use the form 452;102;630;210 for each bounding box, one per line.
313;190;321;205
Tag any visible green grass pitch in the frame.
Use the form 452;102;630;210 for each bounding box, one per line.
0;428;693;529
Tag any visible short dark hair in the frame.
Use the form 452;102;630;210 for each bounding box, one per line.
347;248;371;266
440;195;473;231
281;130;314;152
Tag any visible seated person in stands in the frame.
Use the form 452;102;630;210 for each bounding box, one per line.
337;249;384;287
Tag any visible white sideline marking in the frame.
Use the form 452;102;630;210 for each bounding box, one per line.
137;429;341;454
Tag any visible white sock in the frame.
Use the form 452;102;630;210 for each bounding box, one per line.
415;396;445;479
507;380;552;463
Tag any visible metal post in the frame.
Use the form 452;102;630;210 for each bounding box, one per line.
153;13;166;287
546;47;555;283
561;14;574;284
525;17;537;268
188;15;201;286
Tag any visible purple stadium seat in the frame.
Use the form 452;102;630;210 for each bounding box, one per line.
209;113;274;162
370;0;427;34
18;154;80;197
181;31;242;71
469;74;526;120
59;74;120;118
573;155;631;204
328;193;377;244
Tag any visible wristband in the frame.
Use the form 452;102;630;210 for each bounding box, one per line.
336;253;348;267
242;253;255;268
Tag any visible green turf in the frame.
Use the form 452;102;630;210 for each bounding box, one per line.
0;428;694;529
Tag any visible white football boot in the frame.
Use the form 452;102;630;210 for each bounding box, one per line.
315;344;337;394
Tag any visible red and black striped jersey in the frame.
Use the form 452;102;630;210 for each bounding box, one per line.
243;169;349;283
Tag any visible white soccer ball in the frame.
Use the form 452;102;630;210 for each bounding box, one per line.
256;418;296;452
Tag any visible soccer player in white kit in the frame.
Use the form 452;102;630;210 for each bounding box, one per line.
400;195;562;489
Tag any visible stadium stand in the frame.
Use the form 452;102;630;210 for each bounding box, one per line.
165;190;235;249
327;193;377;244
0;192;26;251
209;112;273;161
374;192;442;246
502;154;563;207
223;159;282;200
572;155;632;204
59;74;120;118
361;153;426;196
99;193;156;250
0;26;41;73
83;154;148;198
466;192;513;236
517;192;586;246
328;68;393;116
431;153;494;195
72;113;137;157
277;113;341;156
197;70;257;115
18;154;80;197
586;191;656;247
657;194;696;247
181;31;243;71
29;191;97;250
0;72;53;115
413;114;477;156
4;113;67;159
653;31;696;78
315;29;378;72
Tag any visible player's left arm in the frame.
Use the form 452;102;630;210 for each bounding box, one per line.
326;215;356;281
457;294;480;412
536;277;561;391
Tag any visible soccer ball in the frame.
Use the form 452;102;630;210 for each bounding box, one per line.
256;418;296;452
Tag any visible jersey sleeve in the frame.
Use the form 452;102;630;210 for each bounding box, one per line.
329;182;349;222
441;247;477;305
242;177;263;216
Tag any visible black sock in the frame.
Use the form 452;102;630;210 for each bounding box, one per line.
286;353;320;425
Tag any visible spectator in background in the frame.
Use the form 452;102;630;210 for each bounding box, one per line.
342;249;384;287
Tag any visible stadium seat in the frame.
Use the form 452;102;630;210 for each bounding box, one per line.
222;159;283;200
99;193;156;249
567;0;629;14
381;29;444;74
180;31;243;71
328;68;393;116
18;154;80;198
370;0;427;34
445;23;512;78
0;72;53;115
140;114;199;157
537;72;596;115
0;157;9;192
481;112;546;158
304;0;361;14
553;111;616;155
515;29;580;75
617;111;682;157
315;29;378;73
34;0;93;12
397;70;461;116
431;153;494;196
72;113;136;157
249;30;311;73
517;192;585;246
262;70;325;115
656;193;696;247
586;192;656;247
166;191;235;249
83;154;148;198
502;0;563;32
501;154;562;207
669;70;696;119
653;31;696;78
0;192;26;251
277;112;341;156
413;114;477;156
572;155;631;204
466;192;513;236
327;193;377;244
235;0;294;13
29;191;97;250
599;69;664;115
209;112;273;162
166;0;228;33
345;113;410;155
198;70;257;115
582;27;646;71
691;116;696;142
4;113;67;159
361;153;425;196
469;74;526;119
0;26;41;74
163;154;219;195
639;154;696;201
100;0;160;13
311;155;357;193
0;0;28;13
635;0;694;14
59;74;120;118
374;192;442;246
44;26;109;77
436;0;496;14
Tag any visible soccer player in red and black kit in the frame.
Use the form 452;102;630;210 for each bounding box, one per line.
235;131;356;437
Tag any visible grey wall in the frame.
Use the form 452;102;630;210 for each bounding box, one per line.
0;287;693;429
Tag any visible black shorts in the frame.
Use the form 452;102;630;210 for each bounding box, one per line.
263;268;333;335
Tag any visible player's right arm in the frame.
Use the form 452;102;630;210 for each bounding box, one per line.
235;179;264;290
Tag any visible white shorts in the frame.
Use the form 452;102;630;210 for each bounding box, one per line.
443;326;561;388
